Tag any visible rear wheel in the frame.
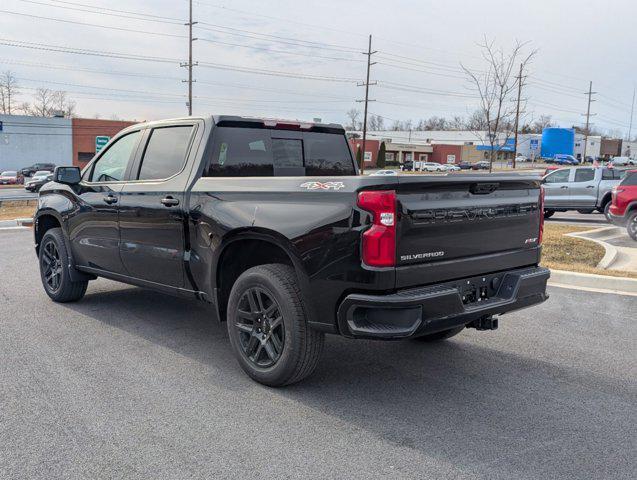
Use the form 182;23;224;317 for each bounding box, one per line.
226;264;324;387
544;209;555;219
603;202;612;222
627;212;637;241
413;326;464;342
39;228;88;302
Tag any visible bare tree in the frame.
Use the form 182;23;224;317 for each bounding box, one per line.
462;38;537;171
346;108;361;130
29;88;57;116
0;71;20;114
52;90;76;117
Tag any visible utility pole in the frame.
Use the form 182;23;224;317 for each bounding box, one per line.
181;0;198;115
582;81;596;162
512;63;524;169
629;87;635;141
356;35;377;175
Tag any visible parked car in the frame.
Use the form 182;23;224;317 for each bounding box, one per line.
33;115;549;386
472;161;490;170
20;163;56;177
370;169;398;176
441;164;461;171
457;161;473;170
608;170;637;240
542;166;623;219
0;171;20;185
421;162;445;172
552;154;579;166
25;173;54;192
608;156;636;167
515;154;530;163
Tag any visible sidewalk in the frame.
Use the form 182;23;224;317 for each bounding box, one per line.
567;226;637;272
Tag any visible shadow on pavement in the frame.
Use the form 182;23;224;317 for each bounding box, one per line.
62;285;634;479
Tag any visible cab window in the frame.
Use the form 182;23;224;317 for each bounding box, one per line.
573;168;595;182
90;131;141;182
544;169;570;183
136;125;194;181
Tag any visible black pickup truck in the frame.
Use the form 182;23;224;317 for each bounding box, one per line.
34;116;549;386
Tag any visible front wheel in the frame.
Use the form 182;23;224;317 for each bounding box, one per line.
226;264;324;387
627;212;637;241
39;228;88;302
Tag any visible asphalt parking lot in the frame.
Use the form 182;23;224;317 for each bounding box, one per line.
1;228;635;480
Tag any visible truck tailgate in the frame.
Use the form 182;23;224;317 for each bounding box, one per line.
395;175;542;288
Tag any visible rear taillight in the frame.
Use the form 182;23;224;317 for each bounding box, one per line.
357;190;397;267
538;185;545;245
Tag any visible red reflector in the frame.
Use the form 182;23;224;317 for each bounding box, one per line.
357;190;396;267
538;185;545;245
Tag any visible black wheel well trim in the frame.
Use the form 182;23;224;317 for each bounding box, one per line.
626;201;637;214
600;193;612;207
212;228;312;323
34;209;65;252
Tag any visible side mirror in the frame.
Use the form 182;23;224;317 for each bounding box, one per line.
54;166;81;185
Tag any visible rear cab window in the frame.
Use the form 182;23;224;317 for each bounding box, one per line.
205;127;355;177
573;168;595;182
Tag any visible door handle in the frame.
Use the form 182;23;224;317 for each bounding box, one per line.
560;186;568;189
161;196;180;207
103;194;118;204
586;185;595;188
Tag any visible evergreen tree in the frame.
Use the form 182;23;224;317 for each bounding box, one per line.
377;142;386;168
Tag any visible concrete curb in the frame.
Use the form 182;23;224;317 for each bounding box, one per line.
565;226;619;269
16;217;34;227
549;269;637;294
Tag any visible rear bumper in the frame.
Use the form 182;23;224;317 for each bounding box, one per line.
337;266;550;339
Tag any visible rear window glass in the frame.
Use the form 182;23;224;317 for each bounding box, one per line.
620;171;637;186
205;127;355;177
574;168;595;182
137;126;194;180
545;169;569;183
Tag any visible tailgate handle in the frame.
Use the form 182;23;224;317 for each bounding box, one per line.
470;182;499;195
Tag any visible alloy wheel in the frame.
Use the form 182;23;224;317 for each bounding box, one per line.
234;287;285;368
41;240;62;292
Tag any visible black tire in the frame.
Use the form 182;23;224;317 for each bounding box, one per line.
577;209;594;214
627;212;637;241
39;227;88;302
603;202;612;222
226;264;324;387
544;209;555;219
413;326;464;342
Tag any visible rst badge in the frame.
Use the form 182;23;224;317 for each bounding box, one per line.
300;181;345;191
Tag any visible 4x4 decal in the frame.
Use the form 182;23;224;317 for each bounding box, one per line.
299;181;345;191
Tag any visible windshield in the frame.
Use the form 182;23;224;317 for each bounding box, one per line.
1;171;17;176
34;171;49;176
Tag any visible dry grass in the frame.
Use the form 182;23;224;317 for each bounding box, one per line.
541;224;637;279
0;200;36;221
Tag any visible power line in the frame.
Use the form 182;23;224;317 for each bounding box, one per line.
16;0;184;24
0;9;186;38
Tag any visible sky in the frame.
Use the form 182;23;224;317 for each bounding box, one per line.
1;0;636;136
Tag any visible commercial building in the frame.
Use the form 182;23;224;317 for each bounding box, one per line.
0;114;134;172
72;118;135;168
0;114;72;171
